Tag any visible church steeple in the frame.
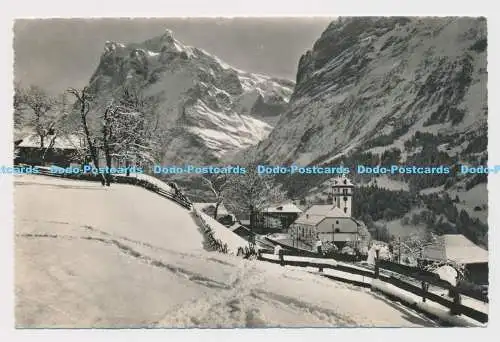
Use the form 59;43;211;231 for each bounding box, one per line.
332;175;354;217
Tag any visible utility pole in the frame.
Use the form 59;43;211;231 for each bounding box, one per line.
398;237;401;264
332;224;335;249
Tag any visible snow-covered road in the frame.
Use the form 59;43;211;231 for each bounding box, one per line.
14;175;438;328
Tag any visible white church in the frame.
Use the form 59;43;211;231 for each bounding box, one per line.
289;175;362;250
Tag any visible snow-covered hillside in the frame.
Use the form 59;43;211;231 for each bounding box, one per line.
86;29;294;164
15;175;436;328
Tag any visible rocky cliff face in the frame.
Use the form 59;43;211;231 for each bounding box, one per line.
248;17;488;243
86;29;294;164
254;17;487;166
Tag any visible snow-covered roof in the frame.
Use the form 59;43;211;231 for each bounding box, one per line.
263;203;303;214
422;234;488;264
229;224;253;235
14;128;32;142
18;134;84;149
294;214;325;226
293;205;348;226
303;205;347;217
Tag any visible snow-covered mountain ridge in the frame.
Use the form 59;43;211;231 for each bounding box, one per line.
252;17;487;167
87;29;294;164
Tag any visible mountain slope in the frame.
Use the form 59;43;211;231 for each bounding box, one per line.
87;29;294;164
254;17;487;166
248;17;487;245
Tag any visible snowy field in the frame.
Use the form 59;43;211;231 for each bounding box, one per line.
15;175;438;328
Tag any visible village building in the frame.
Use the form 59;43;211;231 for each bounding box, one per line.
420;234;488;285
290;205;362;250
288;176;361;250
228;224;256;242
251;203;303;234
15;133;85;167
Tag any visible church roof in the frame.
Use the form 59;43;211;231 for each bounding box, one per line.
303;205;347;217
293;205;348;226
294;214;325;226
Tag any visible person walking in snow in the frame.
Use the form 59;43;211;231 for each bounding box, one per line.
274;244;282;255
315;234;323;255
168;181;178;193
168;181;181;198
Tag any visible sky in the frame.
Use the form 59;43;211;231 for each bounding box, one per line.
13;17;334;94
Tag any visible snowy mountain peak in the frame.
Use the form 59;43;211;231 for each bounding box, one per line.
162;28;175;38
87;30;294;165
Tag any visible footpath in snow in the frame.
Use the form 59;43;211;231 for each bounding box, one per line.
15;175;438;328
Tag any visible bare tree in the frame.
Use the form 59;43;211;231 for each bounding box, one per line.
101;104;116;185
13;83;25;126
397;232;439;260
225;162;286;230
99;87;159;181
201;173;230;219
67;87;106;186
422;259;467;281
396;232;467;280
16;85;75;164
40;93;74;161
15;85;59;149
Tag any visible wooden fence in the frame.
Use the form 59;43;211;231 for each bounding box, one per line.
257;252;488;325
34;167;193;210
378;260;488;303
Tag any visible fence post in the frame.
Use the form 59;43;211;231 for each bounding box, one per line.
279;249;284;266
449;286;462;315
421;281;429;302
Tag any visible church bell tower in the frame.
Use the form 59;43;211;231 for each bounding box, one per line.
332;175;354;217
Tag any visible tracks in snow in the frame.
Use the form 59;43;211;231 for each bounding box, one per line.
16;223;230;291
